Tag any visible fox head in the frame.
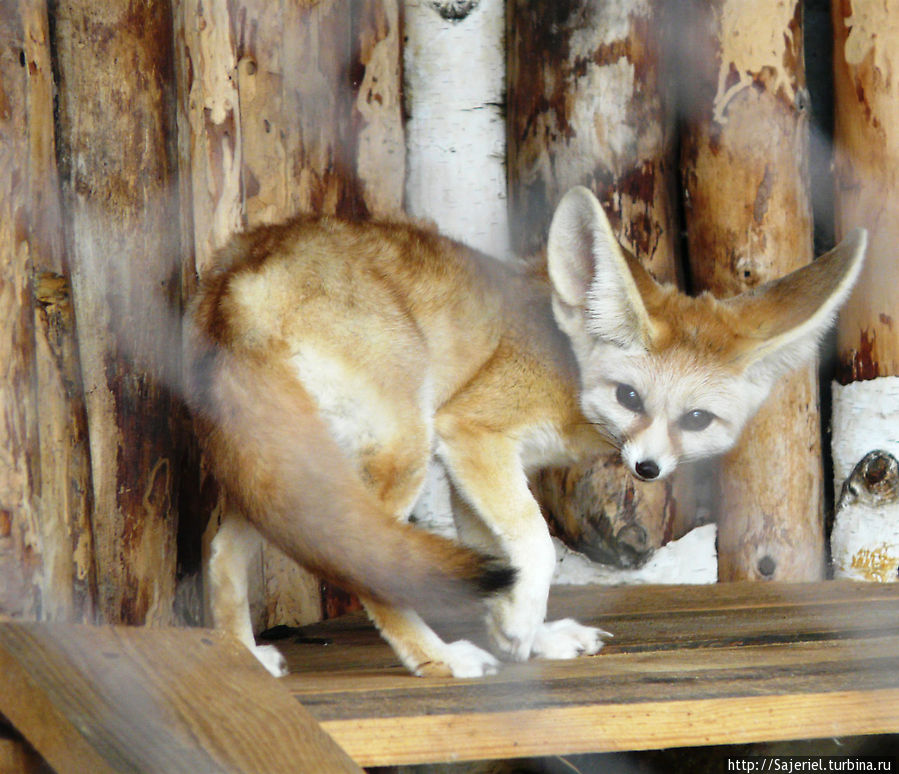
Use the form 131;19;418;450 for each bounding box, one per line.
547;186;867;482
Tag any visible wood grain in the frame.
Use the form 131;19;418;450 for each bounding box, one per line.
832;0;899;381
679;0;823;582
0;623;361;773
282;582;899;766
54;0;183;625
2;583;896;769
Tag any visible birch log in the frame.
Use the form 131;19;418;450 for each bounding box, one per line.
506;0;693;563
0;1;97;623
55;0;183;624
830;0;899;575
680;0;823;580
404;0;509;258
404;0;507;537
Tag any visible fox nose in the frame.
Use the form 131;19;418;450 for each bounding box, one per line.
635;460;660;480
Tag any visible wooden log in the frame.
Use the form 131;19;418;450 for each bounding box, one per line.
832;0;899;384
54;0;183;624
22;1;97;623
0;2;39;622
173;0;253;631
177;0;406;629
0;1;97;624
679;0;823;581
404;0;509;258
506;0;692;561
831;0;899;533
403;0;508;538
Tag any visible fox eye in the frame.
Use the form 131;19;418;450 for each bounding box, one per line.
616;383;644;414
679;409;714;432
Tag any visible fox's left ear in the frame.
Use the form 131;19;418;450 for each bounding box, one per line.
725;228;867;383
547;186;657;349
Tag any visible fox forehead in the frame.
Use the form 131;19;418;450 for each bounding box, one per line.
638;284;755;368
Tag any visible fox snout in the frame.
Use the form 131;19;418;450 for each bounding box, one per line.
619;414;680;482
621;444;677;482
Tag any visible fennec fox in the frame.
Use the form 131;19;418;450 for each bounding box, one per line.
189;187;866;678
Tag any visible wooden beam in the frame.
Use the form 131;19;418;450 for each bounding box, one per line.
0;623;361;774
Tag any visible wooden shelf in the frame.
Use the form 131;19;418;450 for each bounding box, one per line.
282;581;899;767
1;581;898;771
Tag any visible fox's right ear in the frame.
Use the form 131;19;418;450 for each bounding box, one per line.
547;186;655;349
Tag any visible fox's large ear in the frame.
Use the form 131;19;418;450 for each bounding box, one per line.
547;186;655;349
725;228;867;383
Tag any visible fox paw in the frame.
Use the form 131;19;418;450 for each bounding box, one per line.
250;643;288;677
531;618;611;660
486;599;543;661
416;640;500;679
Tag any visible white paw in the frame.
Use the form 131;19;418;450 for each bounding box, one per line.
415;639;500;678
438;640;501;679
531;618;612;660
486;532;556;661
251;643;288;677
486;595;543;661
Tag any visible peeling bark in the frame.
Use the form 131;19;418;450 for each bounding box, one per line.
0;1;97;624
0;2;39;621
507;0;692;559
831;1;899;575
832;0;899;381
680;0;822;581
55;0;183;624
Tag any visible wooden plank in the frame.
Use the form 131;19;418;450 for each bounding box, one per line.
280;581;899;679
287;635;899;699
321;689;899;767
0;623;361;774
281;582;899;765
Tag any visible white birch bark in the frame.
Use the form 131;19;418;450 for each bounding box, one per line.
404;0;508;533
403;0;509;258
831;378;899;495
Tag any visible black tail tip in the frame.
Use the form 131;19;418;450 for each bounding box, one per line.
476;556;517;595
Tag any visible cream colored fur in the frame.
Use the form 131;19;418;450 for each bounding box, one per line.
190;187;866;677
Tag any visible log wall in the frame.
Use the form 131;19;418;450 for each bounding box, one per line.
679;0;824;581
507;0;693;565
0;3;888;635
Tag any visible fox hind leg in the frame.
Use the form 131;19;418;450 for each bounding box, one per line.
206;509;288;677
354;435;499;677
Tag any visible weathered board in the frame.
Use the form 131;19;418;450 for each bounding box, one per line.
0;623;361;773
1;583;896;770
282;582;899;766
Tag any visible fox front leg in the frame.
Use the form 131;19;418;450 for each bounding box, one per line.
440;430;608;661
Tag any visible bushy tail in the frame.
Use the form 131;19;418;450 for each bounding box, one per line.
190;344;514;611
